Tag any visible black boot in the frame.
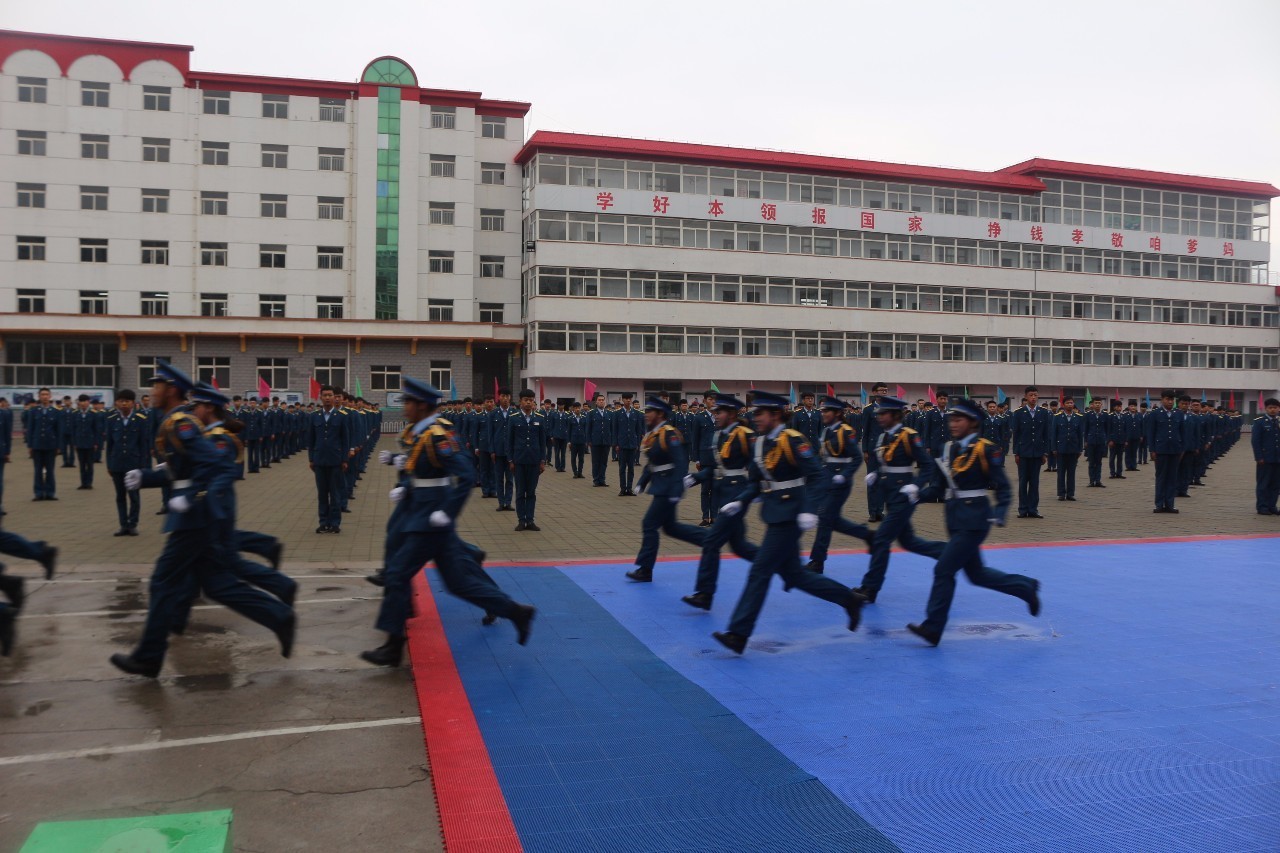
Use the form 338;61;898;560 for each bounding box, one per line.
365;569;387;587
806;560;824;574
907;623;942;646
625;567;653;582
267;542;284;571
360;635;405;667
275;613;296;658
109;652;161;678
37;545;57;580
0;608;15;656
712;631;747;655
510;604;536;646
681;592;713;611
0;573;25;612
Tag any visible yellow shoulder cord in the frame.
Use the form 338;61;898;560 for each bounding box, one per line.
405;429;438;471
952;438;989;475
884;430;910;461
207;426;245;463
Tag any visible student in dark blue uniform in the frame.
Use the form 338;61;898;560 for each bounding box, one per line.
586;393;613;486
859;382;889;521
308;386;350;534
624;398;705;582
488;389;517;511
692;391;718;525
1083;397;1109;488
1009;386;1050;518
23;388;62;500
806;397;872;574
550;400;569;472
473;396;496;497
1253;398;1280;515
789;392;822;446
507;389;547;531
613;392;645;496
710;391;866;655
0;399;11;517
70;395;102;489
105;389;149;535
566;402;588;478
906;398;1040;646
1144;390;1186;513
1052;397;1085;501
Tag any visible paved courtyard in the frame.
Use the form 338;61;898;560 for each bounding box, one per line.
0;440;1275;850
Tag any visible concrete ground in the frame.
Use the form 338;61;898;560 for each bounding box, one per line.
0;437;1273;850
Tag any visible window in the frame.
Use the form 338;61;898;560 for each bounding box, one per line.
0;341;119;388
200;242;228;266
141;292;169;316
197;356;231;388
429;154;455;177
143;85;170;111
80;290;108;314
142;188;169;213
261;143;288;168
137;356;171;387
201;191;228;215
259;245;286;268
259;294;286;317
428;299;454;321
17;288;45;312
428;250;454;273
429;360;452;391
261;94;289;118
142;137;170;162
260;194;287;218
429;202;455;225
17;183;45;208
200;293;229;316
314;357;347;387
430;106;455;128
317;246;344;269
140;240;169;265
316;296;344;319
79;238;108;263
319;98;346;122
17;236;46;261
202;141;229;165
318;197;344;220
17;77;46;103
479;302;504;323
18;130;46;156
81;81;109;107
480;255;505;278
480;162;506;185
81;134;108;159
370;365;401;391
480;116;506;138
203;91;230;114
80;186;108;211
480;209;505;231
319;147;345;171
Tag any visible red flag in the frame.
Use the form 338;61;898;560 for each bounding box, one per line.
895;385;907;399
538;379;545;402
826;383;835;398
258;376;270;401
1115;388;1120;405
1229;389;1236;410
927;385;937;405
494;376;500;401
1260;390;1267;412
211;376;220;390
583;379;597;402
309;376;321;400
1058;388;1064;407
749;379;755;390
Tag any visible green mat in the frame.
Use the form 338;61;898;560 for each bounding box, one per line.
21;809;231;852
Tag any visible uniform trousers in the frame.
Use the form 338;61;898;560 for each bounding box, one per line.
1016;457;1043;514
918;526;1037;635
727;520;854;638
569;443;586;477
1257;462;1280;513
110;471;141;529
809;475;872;563
512;463;541;523
1153;453;1181;510
30;449;57;498
1055;453;1080;498
492;455;514;505
633;495;705;573
590;445;610;485
860;491;938;597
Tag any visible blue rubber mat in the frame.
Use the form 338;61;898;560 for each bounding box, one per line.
560;539;1280;853
429;567;899;853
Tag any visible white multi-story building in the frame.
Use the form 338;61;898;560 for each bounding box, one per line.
1;29;529;400
518;134;1280;413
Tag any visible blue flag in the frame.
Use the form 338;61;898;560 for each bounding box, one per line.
1145;389;1151;408
789;382;797;406
996;386;1007;405
450;379;458;400
860;384;868;407
1201;388;1207;403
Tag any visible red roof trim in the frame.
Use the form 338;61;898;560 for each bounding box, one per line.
0;29;192;81
190;70;357;99
1000;158;1279;199
514;131;1046;193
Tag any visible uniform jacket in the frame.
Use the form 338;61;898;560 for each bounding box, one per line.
566;412;589;444
612;407;645;450
105;409;150;472
819;421;862;480
139;408;224;533
732;427;825;522
506;410;547;464
473;409;495;452
0;407;11;458
1010;405;1050;457
399;417;474;532
918;435;1012;530
70;408;104;448
203;423;244;522
1144;406;1186;454
789;407;822;446
691;422;754;502
488;405;518;456
1083;410;1110;446
859;402;884;458
24;404;63;450
308;407;351;467
1252;414;1280;463
636;421;687;496
586;406;613;445
1051;411;1085;454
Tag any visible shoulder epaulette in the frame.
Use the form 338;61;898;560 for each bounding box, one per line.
136;413;147;419
901;427;917;436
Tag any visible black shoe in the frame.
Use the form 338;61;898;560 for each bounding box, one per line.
1116;475;1126;480
113;528;130;536
712;631;747;655
1057;496;1066;501
1066;497;1077;502
0;608;14;656
525;523;541;532
1027;580;1041;617
330;527;341;534
0;574;25;612
276;613;297;658
77;485;90;490
109;653;161;678
360;635;405;667
907;623;942;646
316;525;329;534
1168;508;1180;514
267;542;284;571
46;496;58;501
515;522;527;531
682;592;712;611
1153;507;1166;513
845;591;867;632
341;507;352;513
852;586;878;604
1177;492;1190;498
511;604;536;645
475;549;487;566
156;508;168;515
618;489;629;497
806;560;824;574
626;567;653;582
365;569;387;587
32;496;45;502
1028;513;1044;519
699;519;712;527
1017;512;1029;518
37;546;57;580
482;612;498;626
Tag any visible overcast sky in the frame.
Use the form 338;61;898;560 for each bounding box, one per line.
10;0;1280;187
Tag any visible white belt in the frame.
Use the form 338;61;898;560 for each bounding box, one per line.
650;464;674;472
880;466;914;474
761;477;804;491
412;477;452;488
824;457;852;464
171;479;193;489
948;488;987;499
717;467;747;477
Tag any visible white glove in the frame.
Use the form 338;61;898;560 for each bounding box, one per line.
632;484;644;495
378;450;392;465
831;474;846;485
682;475;697;489
797;512;818;531
168;495;191;514
153;462;168;473
392;454;407;471
669;496;681;504
389;486;405;504
720;501;743;517
865;472;878;486
429;510;451;527
124;469;143;491
989;517;1005;528
900;484;919;504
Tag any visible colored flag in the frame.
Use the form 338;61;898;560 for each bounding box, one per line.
1260;390;1266;412
451;379;459;401
964;385;970;399
354;377;362;398
494;376;500;400
826;383;836;398
996;387;1007;405
211;376;220;390
257;376;270;401
1145;389;1151;409
1058;388;1064;407
1229;390;1236;409
895;385;907;399
1114;388;1120;405
583;379;597;402
750;379;755;390
1201;389;1207;403
309;376;320;400
537;380;545;402
860;384;867;407
926;385;936;405
789;383;797;406
709;380;720;393
1084;388;1092;407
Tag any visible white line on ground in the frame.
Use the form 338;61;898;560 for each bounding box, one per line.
0;717;422;766
21;597;378;619
30;575;373;584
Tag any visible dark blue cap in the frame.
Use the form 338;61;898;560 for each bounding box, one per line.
947;397;984;421
713;395;746;411
645;397;672;415
820;396;848;411
149;360;194;394
752;391;789;410
191;382;229;407
402;377;443;405
875;396;908;412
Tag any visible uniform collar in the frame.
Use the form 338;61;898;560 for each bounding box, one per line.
412;414;438;436
768;424;784;440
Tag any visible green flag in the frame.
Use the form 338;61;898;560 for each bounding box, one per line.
1084;388;1092;406
710;381;720;392
355;377;363;397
